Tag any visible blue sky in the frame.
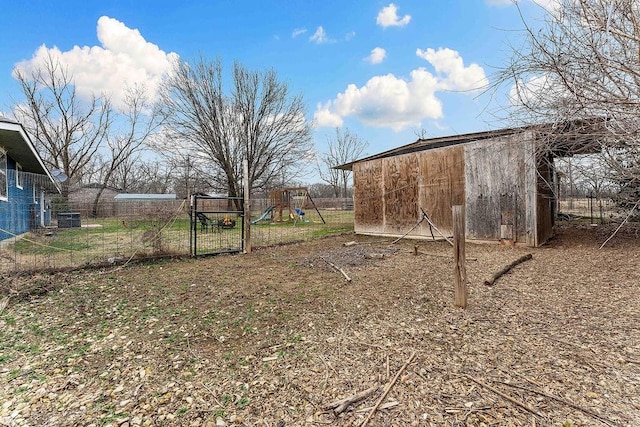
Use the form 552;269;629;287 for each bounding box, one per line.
0;0;553;171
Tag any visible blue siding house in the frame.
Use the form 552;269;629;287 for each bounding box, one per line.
0;118;59;242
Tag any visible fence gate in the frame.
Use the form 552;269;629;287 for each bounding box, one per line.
190;194;244;256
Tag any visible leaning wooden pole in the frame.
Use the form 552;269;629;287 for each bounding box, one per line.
243;159;251;254
452;205;467;308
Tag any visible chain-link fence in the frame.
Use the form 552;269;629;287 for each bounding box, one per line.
0;194;354;274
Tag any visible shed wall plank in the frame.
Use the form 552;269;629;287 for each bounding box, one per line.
382;154;420;232
418;147;465;236
464;135;530;242
354;160;384;232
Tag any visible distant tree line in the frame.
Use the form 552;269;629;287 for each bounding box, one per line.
11;53;366;215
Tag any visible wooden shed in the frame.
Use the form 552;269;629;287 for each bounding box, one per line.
338;126;567;247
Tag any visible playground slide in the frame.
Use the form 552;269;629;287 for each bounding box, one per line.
251;206;276;224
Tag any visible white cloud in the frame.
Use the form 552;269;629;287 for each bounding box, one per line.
377;3;411;28
314;103;344;128
315;71;442;131
486;0;561;13
486;0;514;6
310;26;331;44
13;16;178;110
345;31;356;41
315;48;486;131
416;48;488;91
292;28;307;38
508;74;564;106
365;47;387;64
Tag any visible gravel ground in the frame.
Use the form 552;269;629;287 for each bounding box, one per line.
1;224;639;427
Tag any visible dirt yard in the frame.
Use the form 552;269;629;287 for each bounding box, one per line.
1;225;639;427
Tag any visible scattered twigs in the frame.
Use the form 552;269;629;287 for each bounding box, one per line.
343;241;358;247
386;355;390;380
364;253;385;259
599;199;639;249
355;401;399;413
464;375;543;417
414;249;477;261
185;336;223;406
0;296;9;314
324;385;379;414
421;207;453;246
391;216;425;244
391;207;453;245
360;352;416;427
321;257;352;282
484;253;533;286
499;382;619;427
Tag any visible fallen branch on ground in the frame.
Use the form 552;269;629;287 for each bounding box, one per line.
499;381;619;427
355;401;399;413
484;253;533;286
360;352;416;427
324;385;379;414
364;253;385;259
414;246;477;261
600;199;639;249
321;257;352;282
0;297;9;314
465;375;543;417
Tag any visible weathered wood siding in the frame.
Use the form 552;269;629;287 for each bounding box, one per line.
353;160;384;232
382;154;420;232
536;153;555;245
418;146;465;236
354;147;464;237
464;134;536;244
353;131;548;246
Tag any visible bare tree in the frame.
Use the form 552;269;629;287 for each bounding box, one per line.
13;54;160;216
318;127;368;198
157;57;313;207
13;53;112;195
495;0;640;211
87;85;162;216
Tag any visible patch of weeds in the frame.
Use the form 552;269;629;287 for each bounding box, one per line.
14;385;30;395
201;310;220;326
27;372;46;382
213;409;226;418
221;394;233;405
3;316;17;326
236;396;250;409
73;344;91;356
289;334;303;343
14;343;41;354
0;354;14;363
310;226;353;239
8;369;21;380
27;323;45;336
177;407;188;415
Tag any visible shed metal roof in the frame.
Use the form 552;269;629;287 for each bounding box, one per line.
335;119;604;171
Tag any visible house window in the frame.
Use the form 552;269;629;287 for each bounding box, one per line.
16;162;23;189
0;149;7;201
33;185;38;204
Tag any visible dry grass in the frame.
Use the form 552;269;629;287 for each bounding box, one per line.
0;225;638;426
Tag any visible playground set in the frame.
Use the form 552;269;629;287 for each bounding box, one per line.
252;187;325;225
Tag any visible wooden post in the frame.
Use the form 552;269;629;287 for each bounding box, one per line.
243;159;251;254
453;205;467;308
